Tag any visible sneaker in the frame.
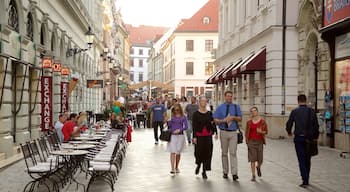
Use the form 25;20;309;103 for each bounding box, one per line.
202;172;208;179
232;174;239;181
155;141;159;145
170;170;175;174
256;167;262;177
223;173;228;179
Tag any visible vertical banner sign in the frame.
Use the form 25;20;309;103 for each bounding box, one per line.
41;76;53;131
61;82;69;113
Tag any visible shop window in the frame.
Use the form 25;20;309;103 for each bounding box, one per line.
335;59;350;132
205;62;214;75
139;59;143;67
187;90;194;98
8;0;19;32
139;73;143;82
26;13;34;40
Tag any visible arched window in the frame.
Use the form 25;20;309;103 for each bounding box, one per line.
8;0;19;32
26;12;34;40
203;16;210;24
40;24;45;45
51;33;56;51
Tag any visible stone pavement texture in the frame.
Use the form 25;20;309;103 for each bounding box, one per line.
0;128;349;192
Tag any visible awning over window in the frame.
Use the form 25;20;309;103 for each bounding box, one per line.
206;47;266;84
239;48;266;73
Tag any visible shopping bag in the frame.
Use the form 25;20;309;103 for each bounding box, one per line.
306;139;318;156
160;129;171;142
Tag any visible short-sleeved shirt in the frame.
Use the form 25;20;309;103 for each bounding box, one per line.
213;103;242;131
62;120;77;142
54;121;64;143
151;104;166;122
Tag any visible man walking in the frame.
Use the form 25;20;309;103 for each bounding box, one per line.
213;91;242;180
150;97;167;144
185;96;199;144
286;94;319;188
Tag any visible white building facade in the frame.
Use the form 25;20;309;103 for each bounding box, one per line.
0;0;105;163
130;45;150;96
213;0;300;138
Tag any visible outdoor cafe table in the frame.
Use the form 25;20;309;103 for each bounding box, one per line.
61;143;96;150
73;136;104;141
69;141;100;145
50;149;90;192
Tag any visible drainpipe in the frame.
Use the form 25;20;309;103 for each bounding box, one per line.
314;43;318;112
281;0;287;115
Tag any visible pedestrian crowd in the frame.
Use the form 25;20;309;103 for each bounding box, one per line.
148;91;319;188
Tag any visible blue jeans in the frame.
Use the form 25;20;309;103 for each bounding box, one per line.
186;120;193;142
294;136;311;184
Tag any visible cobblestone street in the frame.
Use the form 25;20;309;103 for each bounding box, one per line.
1;128;349;192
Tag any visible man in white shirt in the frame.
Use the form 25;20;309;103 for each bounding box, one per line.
54;114;66;143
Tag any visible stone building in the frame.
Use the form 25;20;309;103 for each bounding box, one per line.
0;0;105;163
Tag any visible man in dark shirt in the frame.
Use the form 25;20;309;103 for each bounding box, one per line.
286;94;319;188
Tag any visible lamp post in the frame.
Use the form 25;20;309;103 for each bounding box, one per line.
66;26;95;57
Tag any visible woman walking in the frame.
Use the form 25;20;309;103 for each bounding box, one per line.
167;103;188;174
192;97;218;179
245;107;268;181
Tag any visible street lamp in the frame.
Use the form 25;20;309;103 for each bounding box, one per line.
66;26;95;57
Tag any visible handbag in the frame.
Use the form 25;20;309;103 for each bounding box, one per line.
305;108;318;156
234;104;243;144
160;126;171;142
306;139;318;156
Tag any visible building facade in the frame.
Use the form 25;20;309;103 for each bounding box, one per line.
126;25;168;99
212;0;299;138
0;0;105;162
320;0;350;151
162;0;218;99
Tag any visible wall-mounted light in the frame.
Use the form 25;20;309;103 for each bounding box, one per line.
66;26;95;57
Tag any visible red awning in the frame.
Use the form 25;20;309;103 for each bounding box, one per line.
212;64;233;83
240;48;266;73
230;52;256;78
222;59;242;80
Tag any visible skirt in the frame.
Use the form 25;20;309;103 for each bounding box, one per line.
248;139;264;163
194;136;213;171
167;134;185;154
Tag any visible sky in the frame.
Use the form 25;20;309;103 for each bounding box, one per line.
116;0;209;27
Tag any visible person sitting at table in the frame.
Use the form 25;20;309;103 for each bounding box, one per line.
77;111;89;132
54;114;67;143
62;113;81;142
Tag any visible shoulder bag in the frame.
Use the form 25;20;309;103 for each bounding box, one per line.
234;104;243;144
306;108;318;156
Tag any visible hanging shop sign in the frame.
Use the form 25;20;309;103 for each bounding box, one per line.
87;79;104;88
323;0;350;27
61;82;69;113
52;63;62;72
335;32;350;59
42;57;52;68
41;76;53;131
61;67;70;75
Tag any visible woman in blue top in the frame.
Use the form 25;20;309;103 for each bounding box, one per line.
167;103;188;175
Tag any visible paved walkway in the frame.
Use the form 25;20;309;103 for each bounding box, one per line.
0;128;350;192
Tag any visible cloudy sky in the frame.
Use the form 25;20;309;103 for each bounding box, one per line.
116;0;208;27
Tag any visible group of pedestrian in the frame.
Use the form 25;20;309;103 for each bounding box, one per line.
149;91;319;187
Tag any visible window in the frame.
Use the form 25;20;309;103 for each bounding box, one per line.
139;73;143;82
130;48;134;54
186;62;194;75
186;40;194;51
130;72;134;82
205;62;215;75
203;16;210;24
26;13;34;40
139;59;143;67
8;0;19;32
130;59;134;67
205;91;212;99
187;91;194;98
139;49;143;55
148;49;151;56
40;24;45;45
205;40;213;52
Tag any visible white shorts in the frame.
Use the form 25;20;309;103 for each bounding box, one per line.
167;134;185;154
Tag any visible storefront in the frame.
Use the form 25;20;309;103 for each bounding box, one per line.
321;0;350;151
